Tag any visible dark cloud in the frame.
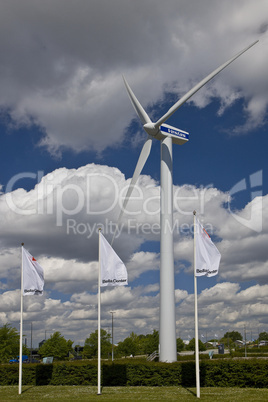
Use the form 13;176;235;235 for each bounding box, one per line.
0;0;266;153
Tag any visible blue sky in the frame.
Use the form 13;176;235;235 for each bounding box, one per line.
0;0;268;348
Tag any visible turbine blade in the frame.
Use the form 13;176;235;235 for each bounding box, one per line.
120;136;152;217
111;136;152;246
155;40;259;128
123;75;152;125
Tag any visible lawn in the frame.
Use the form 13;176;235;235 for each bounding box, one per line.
0;386;268;401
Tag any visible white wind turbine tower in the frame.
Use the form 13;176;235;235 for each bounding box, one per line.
119;41;258;362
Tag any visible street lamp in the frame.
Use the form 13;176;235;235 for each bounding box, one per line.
110;311;116;361
244;325;247;358
30;322;33;363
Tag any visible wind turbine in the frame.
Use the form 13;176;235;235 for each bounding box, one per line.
119;41;258;362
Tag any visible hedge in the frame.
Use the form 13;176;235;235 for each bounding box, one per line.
0;359;267;388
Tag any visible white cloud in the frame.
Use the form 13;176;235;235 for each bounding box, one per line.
0;154;267;344
0;163;267;284
127;252;159;281
176;282;268;339
1;275;267;345
199;283;240;303
175;289;188;302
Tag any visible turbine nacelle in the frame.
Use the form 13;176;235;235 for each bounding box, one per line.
158;123;189;145
143;122;189;145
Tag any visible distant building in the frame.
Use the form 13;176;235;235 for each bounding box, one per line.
39;339;46;348
205;341;218;347
234;340;244;346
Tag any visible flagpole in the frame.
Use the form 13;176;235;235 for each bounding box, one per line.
18;243;24;395
97;229;101;395
193;212;200;398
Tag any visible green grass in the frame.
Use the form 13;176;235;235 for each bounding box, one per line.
0;386;268;401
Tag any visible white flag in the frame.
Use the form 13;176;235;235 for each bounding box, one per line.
195;218;221;277
100;233;128;287
22;247;44;295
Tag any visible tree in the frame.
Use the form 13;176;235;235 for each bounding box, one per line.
258;331;268;342
0;323;29;363
143;330;159;355
177;337;185;352
219;337;232;348
136;334;147;355
223;331;243;342
38;331;73;360
83;329;111;359
117;337;137;358
186;338;206;352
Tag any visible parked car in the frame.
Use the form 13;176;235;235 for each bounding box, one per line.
9;355;29;363
259;340;268;346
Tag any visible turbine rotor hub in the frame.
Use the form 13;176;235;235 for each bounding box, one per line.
143;122;158;137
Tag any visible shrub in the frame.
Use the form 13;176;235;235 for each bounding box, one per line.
0;358;267;388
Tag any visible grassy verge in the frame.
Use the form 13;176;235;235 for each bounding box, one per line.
0;386;268;401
